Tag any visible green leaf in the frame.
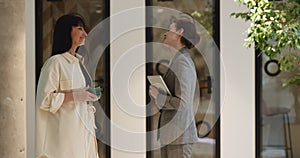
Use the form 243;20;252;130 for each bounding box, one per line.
231;0;300;86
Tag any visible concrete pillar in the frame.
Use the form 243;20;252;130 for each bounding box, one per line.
0;0;25;158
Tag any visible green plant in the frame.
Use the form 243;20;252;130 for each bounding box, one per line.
191;10;213;35
231;0;300;86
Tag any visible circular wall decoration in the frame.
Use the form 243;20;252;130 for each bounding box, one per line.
264;59;281;77
156;59;169;76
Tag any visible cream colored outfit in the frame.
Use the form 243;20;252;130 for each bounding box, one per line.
36;52;99;158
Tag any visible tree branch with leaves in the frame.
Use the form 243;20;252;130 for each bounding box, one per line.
231;0;300;86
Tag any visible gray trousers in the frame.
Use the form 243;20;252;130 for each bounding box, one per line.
161;143;193;158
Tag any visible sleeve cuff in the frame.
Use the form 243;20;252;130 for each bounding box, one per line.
49;93;65;114
156;93;168;109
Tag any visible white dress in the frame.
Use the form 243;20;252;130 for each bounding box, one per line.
36;52;99;158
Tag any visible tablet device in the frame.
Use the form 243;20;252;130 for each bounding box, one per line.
147;75;171;95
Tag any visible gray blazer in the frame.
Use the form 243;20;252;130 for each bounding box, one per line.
156;48;198;145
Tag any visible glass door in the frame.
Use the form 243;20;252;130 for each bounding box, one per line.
146;0;220;157
36;0;110;157
258;52;297;158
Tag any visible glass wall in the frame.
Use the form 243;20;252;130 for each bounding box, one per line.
146;0;219;157
259;52;298;158
36;0;110;157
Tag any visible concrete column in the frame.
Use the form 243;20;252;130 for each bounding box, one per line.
0;0;25;158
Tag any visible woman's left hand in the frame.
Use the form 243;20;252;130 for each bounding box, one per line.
149;85;159;99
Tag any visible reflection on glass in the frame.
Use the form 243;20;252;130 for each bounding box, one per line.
260;54;295;158
40;0;109;157
148;0;218;157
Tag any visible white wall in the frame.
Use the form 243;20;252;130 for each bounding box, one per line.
25;0;35;158
220;1;255;158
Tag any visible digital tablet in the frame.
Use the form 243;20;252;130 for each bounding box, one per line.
147;75;171;95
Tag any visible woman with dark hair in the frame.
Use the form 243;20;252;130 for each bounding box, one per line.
149;19;200;158
36;13;100;158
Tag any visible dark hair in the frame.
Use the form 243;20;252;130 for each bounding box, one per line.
175;19;200;49
51;13;87;56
